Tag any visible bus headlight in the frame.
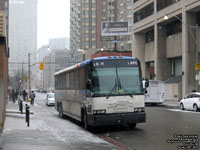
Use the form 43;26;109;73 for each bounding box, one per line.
134;107;145;112
93;109;106;115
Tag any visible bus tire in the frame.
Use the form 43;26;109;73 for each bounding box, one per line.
83;110;89;130
128;123;137;129
59;103;64;118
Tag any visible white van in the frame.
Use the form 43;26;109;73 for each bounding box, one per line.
143;80;164;104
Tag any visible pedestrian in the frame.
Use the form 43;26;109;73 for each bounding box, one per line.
8;89;12;101
15;90;19;101
23;90;27;101
29;91;35;105
11;89;16;103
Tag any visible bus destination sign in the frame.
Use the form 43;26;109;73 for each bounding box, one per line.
92;59;138;67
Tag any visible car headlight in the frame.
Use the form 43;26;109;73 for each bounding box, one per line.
93;109;106;115
134;107;145;112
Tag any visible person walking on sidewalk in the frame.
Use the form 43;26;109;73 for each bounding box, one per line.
11;89;16;103
23;90;27;101
29;91;35;105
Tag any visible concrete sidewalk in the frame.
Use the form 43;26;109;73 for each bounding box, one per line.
162;100;179;108
0;101;118;150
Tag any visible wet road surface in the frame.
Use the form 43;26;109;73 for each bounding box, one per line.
95;106;200;150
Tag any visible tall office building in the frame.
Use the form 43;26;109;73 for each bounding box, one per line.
8;0;37;76
70;0;118;58
132;0;200;100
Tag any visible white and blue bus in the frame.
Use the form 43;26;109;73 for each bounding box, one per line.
55;56;145;129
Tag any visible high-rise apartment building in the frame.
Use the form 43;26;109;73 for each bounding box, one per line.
8;0;37;77
117;0;132;51
70;0;118;58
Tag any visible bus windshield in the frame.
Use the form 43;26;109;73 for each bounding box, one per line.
92;66;143;97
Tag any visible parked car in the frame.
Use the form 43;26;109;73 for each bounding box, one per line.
179;92;200;112
46;93;55;106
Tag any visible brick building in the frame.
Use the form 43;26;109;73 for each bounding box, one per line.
0;0;8;132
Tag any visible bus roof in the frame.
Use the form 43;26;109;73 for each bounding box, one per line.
54;56;137;76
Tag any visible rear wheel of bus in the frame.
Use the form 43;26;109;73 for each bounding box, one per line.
59;103;64;118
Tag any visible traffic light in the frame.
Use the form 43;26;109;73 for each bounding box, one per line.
39;62;44;70
25;76;28;82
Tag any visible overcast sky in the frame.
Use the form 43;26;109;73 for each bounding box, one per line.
37;0;70;48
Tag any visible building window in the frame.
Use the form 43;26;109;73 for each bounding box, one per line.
171;58;182;76
133;0;139;3
166;20;182;36
92;25;96;31
84;18;89;23
83;10;89;16
92;3;96;8
157;0;180;11
133;2;154;23
92;10;96;16
92;41;96;47
84;3;89;8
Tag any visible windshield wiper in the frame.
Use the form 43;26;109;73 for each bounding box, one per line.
118;79;133;98
106;78;117;99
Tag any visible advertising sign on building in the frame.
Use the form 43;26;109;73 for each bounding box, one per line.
101;21;128;36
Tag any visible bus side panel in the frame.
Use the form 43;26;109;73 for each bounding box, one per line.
56;89;85;121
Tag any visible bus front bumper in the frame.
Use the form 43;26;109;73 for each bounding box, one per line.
87;112;146;127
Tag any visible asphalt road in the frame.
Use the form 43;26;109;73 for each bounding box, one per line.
95;106;200;150
36;92;200;150
4;92;199;150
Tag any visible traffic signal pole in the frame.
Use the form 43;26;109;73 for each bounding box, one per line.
28;53;31;93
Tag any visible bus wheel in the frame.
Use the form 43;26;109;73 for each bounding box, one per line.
128;123;137;129
83;111;89;130
59;104;64;118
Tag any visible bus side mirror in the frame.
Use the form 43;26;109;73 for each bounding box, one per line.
86;79;92;89
145;80;149;88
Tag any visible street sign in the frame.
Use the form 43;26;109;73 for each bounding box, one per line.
39;62;44;70
195;63;200;70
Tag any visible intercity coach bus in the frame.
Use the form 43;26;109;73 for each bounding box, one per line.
54;56;146;129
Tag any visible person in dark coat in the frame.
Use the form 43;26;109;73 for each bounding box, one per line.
15;90;19;101
29;91;35;105
23;90;27;101
11;89;16;103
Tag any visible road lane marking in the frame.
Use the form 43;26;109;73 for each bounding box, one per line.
167;109;199;114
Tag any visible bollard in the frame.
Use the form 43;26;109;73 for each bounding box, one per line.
25;104;30;127
19;100;23;114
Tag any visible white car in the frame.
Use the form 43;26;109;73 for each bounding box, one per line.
46;93;55;106
179;92;200;112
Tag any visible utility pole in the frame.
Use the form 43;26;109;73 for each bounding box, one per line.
28;53;31;93
22;62;24;90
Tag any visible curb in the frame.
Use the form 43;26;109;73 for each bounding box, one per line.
6;110;34;114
